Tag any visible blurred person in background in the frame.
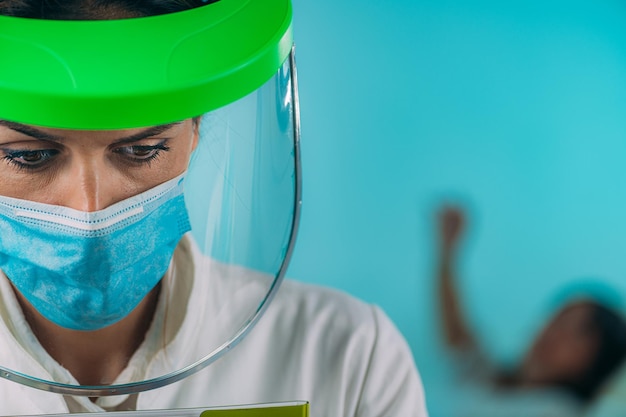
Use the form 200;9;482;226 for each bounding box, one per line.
436;206;626;417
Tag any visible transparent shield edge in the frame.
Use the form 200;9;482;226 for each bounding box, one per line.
0;46;302;397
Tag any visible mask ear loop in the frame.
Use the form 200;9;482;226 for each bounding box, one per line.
0;46;303;397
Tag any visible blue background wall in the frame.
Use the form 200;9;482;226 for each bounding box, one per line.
285;0;626;414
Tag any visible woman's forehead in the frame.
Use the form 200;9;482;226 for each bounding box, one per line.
554;301;596;324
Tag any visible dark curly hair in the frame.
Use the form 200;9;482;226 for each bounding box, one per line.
494;300;626;404
0;0;219;19
561;302;626;401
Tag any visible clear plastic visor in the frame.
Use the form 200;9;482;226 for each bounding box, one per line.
0;51;300;398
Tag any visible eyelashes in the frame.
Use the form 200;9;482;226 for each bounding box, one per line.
1;140;171;171
2;149;60;171
112;141;171;165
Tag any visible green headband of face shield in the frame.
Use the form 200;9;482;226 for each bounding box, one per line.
0;0;293;129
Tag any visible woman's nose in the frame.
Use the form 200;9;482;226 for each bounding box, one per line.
61;163;122;212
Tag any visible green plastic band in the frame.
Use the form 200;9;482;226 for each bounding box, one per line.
0;0;293;129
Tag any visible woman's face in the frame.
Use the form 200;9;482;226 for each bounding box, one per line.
521;301;600;386
0;119;198;209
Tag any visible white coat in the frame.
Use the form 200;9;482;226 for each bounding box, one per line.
0;235;428;416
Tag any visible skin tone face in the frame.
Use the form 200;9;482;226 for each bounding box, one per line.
521;301;600;387
0;118;199;386
0;119;198;209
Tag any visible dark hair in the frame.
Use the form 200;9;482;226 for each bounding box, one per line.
496;301;626;403
561;302;626;402
0;0;218;19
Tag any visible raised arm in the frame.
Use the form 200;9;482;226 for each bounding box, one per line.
437;206;476;350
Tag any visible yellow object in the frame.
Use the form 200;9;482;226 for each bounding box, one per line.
200;402;309;417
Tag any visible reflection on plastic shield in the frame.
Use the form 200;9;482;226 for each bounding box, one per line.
186;60;295;274
178;58;297;377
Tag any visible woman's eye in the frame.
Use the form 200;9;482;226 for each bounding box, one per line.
114;142;170;163
2;149;59;169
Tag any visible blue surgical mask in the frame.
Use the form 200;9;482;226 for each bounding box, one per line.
0;173;191;331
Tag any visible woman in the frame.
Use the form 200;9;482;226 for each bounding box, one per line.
437;206;626;416
0;1;427;415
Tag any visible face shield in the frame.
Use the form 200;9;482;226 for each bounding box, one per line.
0;0;300;397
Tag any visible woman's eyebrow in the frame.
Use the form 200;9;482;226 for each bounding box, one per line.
0;120;183;143
0;120;64;142
112;122;184;144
